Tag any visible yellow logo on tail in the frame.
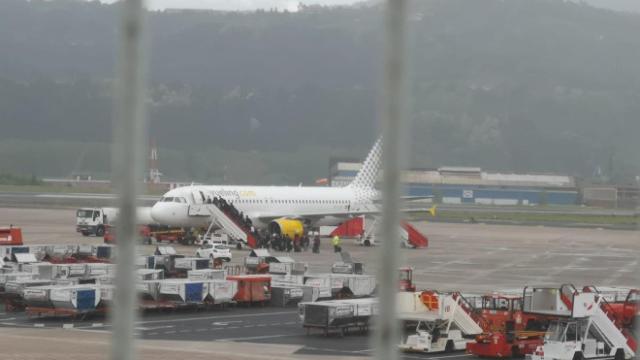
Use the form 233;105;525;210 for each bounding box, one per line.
428;205;437;217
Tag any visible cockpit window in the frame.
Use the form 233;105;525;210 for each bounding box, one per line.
161;197;174;202
174;197;186;203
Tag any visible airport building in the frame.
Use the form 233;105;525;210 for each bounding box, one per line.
329;160;579;206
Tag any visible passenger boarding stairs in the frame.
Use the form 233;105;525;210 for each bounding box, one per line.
524;284;635;358
361;217;429;248
188;204;257;248
398;291;482;336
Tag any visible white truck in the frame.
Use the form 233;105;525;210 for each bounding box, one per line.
76;207;154;236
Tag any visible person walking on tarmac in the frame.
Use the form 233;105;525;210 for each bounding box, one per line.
332;235;342;253
312;233;321;254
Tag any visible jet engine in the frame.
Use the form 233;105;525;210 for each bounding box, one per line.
268;218;305;239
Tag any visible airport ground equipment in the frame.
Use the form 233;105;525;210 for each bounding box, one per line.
187;202;257;248
187;269;225;281
271;285;305;307
329;216;365;238
331;251;363;275
359;218;428;248
304;273;376;299
398;267;416;292
137;269;164;281
525;285;635;360
582;286;639;329
299;298;378;335
226;274;271;305
466;293;552;358
206;279;237;305
398;291;483;353
244;250;305;275
26;284;102;317
0;245;29;262
76;207;154;237
0;227;23;246
103;224;187;245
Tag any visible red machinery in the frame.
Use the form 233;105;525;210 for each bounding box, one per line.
399;267;416;292
226;275;271;305
467;294;551;358
330;217;364;238
0;227;23;246
104;225;186;245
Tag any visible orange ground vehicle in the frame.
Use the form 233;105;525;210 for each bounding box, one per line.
104;225;186;245
467;294;551;358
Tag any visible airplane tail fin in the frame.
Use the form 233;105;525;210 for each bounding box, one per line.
348;137;382;190
428;205;437;217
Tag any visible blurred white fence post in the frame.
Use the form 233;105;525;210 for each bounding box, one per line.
111;0;147;359
374;1;409;360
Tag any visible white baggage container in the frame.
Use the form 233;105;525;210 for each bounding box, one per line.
207;280;237;304
52;264;87;279
26;245;48;261
23;285;57;308
187;269;225;281
269;262;307;275
299;298;378;332
45;245;77;258
173;257;210;271
157;279;208;304
137;269;164;281
99;285;114;307
49;285;102;311
18;262;56;279
5;279;55;296
137;281;161;300
0;272;37;291
345;275;376;297
85;263;114;277
76;244;94;257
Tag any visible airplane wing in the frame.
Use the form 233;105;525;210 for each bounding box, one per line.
255;206;436;223
372;195;434;203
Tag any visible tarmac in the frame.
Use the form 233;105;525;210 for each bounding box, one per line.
0;206;638;359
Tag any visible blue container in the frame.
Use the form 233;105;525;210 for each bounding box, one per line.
76;289;96;310
185;282;204;302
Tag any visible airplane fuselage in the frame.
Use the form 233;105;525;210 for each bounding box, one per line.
150;184;377;228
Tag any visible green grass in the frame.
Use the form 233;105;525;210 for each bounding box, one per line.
411;210;638;226
0;184;165;195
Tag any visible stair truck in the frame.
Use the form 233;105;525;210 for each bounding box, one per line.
525;284;636;360
466;293;554;358
398;290;483;353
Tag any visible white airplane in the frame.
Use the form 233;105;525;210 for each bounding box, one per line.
150;138;383;240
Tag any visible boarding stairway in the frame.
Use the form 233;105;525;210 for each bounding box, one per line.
188;204;257;248
361;217;429;248
582;286;638;353
525;284;635;358
442;294;483;335
398;291;482;335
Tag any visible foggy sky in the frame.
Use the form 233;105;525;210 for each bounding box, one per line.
97;0;363;11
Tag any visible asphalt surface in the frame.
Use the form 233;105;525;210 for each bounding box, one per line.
0;205;638;359
0;307;473;360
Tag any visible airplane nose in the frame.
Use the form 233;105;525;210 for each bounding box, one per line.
150;202;168;224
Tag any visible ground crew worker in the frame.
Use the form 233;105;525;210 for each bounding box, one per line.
312;233;320;254
332;235;341;253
